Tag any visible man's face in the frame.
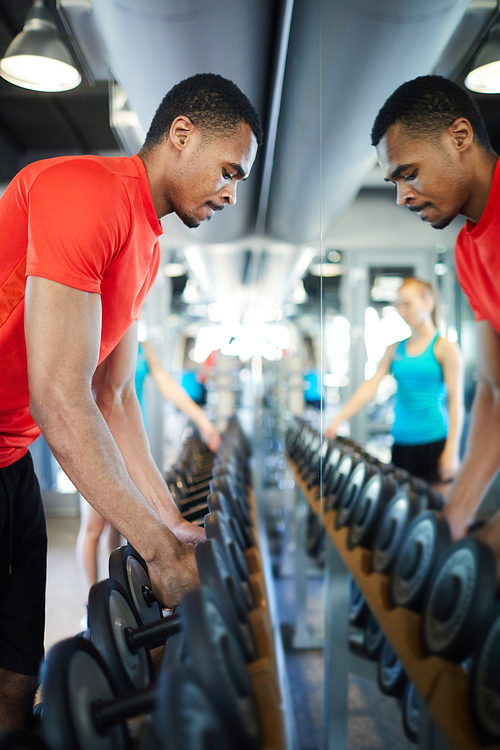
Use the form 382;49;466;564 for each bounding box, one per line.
376;122;469;230
169;121;258;229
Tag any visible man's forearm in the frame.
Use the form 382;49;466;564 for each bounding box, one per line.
95;385;183;528
32;391;177;564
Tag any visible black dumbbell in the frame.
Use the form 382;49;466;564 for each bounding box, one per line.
377;639;407;698
297;432;321;477
347;473;398;550
469;604;500;744
401;681;420;744
88;577;176;690
362;612;385;661
419;537;497;662
349;577;370;628
207;491;255;550
43;589;263;750
88;579;263;750
108;544;162;625
204;509;256;610
210;475;252;531
110;540;259;663
389;510;452;611
176;585;263;748
371;490;423;574
288;425;314;462
305;437;334;490
149;661;236;750
176;441;214;477
306;506;326;560
320;444;347;497
334;461;379;529
324;453;363;512
170;468;249;526
400;477;445;512
195;538;260;662
167;459;246;506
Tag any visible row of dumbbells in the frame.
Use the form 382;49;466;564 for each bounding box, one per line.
286;417;500;746
0;421;281;750
349;578;420;743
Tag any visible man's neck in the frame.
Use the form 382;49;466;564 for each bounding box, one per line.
462;152;498;224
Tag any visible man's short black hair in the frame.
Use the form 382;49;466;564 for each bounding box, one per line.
371;74;491;151
144;72;263;149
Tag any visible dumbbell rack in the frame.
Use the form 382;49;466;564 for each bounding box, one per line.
248;485;300;750
290;463;500;750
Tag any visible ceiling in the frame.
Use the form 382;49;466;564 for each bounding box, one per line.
0;0;498;320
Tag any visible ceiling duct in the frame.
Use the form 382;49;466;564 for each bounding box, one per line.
88;0;277;244
266;0;471;243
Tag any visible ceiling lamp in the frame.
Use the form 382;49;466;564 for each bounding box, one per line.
0;0;81;92
465;23;500;94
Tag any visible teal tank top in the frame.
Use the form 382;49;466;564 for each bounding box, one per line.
390;332;447;445
135;342;149;429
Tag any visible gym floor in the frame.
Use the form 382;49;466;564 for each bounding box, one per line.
44;510;415;749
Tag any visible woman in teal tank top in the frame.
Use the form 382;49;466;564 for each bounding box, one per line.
325;278;464;485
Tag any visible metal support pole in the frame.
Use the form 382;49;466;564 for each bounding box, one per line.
323;533;351;750
292;483;323;649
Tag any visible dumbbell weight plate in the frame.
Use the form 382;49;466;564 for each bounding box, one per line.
469;606;500;743
108;544;162;625
390;511;451;611
349;577;370;628
321;445;345;495
195;539;258;663
41;638;128;750
207;491;254;550
377;639;407;698
347;474;398;550
371;491;421;574
88;578;154;691
182;587;263;750
363;613;385;661
152;662;234;750
299;434;321;477
420;538;497;662
210;476;252;531
324;454;361;512
205;510;255;610
402;681;420;743
306;437;332;489
334;462;378;529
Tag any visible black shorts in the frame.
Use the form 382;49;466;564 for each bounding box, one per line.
0;451;47;677
391;439;446;484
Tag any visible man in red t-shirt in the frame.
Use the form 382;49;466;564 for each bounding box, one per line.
0;73;262;729
371;76;500;561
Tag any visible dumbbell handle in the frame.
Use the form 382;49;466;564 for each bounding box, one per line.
92;684;155;734
125;610;182;653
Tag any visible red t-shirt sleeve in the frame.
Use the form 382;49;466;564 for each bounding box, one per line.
455;229;487;322
25;160;131;294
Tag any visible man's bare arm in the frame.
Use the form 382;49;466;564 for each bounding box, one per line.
92;324;204;544
25;276;199;606
444;319;500;539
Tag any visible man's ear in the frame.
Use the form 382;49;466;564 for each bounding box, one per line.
169;116;195;151
448;117;474;152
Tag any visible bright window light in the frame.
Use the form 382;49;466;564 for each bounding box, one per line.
193;324;290;363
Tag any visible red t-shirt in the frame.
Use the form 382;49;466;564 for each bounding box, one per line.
0;154;162;468
455;159;500;331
